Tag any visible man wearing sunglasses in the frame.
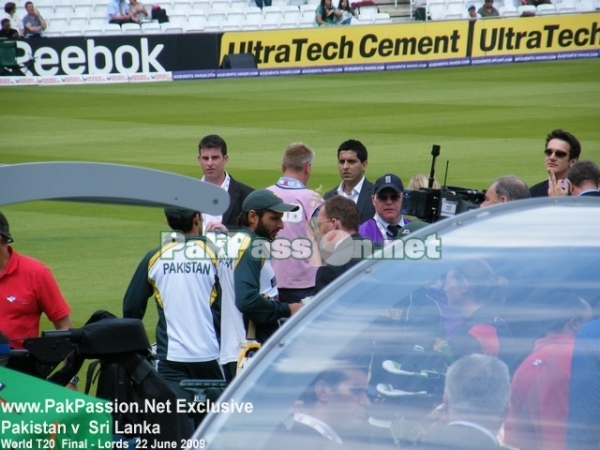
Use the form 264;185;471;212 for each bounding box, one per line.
530;129;581;198
548;160;600;198
358;173;410;247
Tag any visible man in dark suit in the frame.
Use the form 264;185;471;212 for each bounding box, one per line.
266;357;371;450
548;160;600;198
323;140;375;225
314;196;363;294
530;129;581;198
421;354;510;449
197;134;254;232
568;160;600;197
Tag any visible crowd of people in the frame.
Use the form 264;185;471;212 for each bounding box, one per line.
1;129;599;447
1;1;46;38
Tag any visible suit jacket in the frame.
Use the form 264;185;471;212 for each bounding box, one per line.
529;180;549;198
580;190;600;197
314;233;362;294
222;176;254;230
422;423;500;450
324;178;375;225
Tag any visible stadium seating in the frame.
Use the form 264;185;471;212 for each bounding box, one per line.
427;0;447;19
142;22;163;32
575;0;595;11
27;0;599;36
517;4;536;14
499;5;519;16
536;3;556;14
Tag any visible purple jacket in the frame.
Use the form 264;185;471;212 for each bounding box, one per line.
358;218;411;247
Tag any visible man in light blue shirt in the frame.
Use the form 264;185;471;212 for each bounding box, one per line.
107;0;132;23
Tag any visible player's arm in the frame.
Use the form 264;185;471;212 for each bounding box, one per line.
52;315;73;330
234;250;291;324
123;249;155;319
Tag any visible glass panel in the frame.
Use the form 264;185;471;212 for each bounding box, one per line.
194;200;600;450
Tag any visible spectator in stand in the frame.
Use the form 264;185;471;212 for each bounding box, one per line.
477;0;499;17
255;0;271;9
128;0;149;23
316;0;342;25
22;2;45;38
504;293;593;450
3;3;22;37
530;129;581;197
466;3;481;19
414;0;426;20
480;176;530;207
0;18;18;38
107;0;134;24
336;0;358;24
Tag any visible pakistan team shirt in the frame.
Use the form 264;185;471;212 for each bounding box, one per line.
233;230;291;344
123;236;220;363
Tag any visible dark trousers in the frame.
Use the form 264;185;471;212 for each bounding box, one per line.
157;359;225;427
278;287;315;305
222;362;237;384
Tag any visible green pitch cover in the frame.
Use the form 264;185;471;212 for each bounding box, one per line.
0;366;113;449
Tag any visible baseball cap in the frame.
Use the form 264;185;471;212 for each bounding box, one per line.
163;208;199;219
0;211;14;244
399;220;430;238
242;189;300;213
467;3;476;8
374;174;405;195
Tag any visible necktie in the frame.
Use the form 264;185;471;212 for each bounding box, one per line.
387;224;402;238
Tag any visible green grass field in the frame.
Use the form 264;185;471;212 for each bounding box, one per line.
2;59;599;342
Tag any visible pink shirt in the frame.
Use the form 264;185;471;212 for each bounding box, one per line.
268;179;323;289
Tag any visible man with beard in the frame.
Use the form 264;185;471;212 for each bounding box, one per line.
233;190;304;345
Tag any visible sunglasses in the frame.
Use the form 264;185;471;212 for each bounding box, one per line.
377;193;401;202
544;149;569;158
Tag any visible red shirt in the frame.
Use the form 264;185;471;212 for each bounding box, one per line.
504;333;575;450
0;247;71;349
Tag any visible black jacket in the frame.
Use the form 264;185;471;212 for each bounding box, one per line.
324;178;375;225
222;176;254;230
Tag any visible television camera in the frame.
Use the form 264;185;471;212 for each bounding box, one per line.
401;145;485;223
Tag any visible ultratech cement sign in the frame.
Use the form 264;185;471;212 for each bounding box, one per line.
221;22;469;68
15;34;220;76
473;13;600;56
